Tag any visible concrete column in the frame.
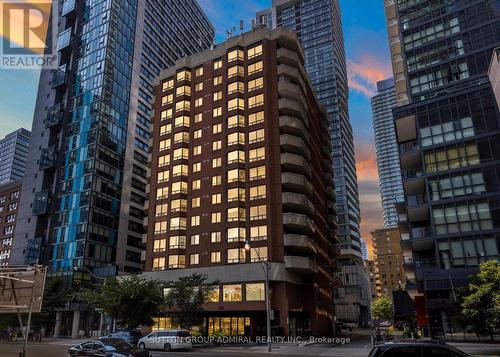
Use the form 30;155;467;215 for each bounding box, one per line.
71;310;80;339
53;311;62;338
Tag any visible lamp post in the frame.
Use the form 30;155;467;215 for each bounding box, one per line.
244;241;271;353
73;266;106;337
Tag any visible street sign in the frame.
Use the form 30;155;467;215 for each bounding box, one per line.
0;265;47;313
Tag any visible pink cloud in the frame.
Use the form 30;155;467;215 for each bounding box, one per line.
355;140;379;183
347;55;393;98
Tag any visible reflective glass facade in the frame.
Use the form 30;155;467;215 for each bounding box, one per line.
0;129;30;185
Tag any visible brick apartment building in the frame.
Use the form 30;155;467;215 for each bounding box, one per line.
0;180;22;265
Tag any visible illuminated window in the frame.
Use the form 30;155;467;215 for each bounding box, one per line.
169;235;186;249
213;59;223;70
170;217;187;230
157;171;169;183
228;115;245;128
193;145;202;155
211;212;221;223
156;187;168;200
228;65;244;78
170;199;187;213
195;97;203;107
171;181;188;194
192;179;201;190
192;197;200;208
213;140;222;151
214;75;222;85
251;247;267;262
211;231;221;243
250;185;266;200
228;98;244;111
211;251;221;263
227;227;246;243
195;66;204;76
155;204;168;217
153;239;166;252
212;193;222;205
227;248;246;263
246;283;265;300
249;165;266;180
212;175;222;186
162;79;174;91
249;129;265;143
173;148;189;161
227;169;245;183
424;143;480;173
194;113;203;123
248;94;264;108
212;157;222;168
174;116;190;128
228;49;244;62
228;132;245;146
248;111;264;125
173;131;189;144
190;254;199;265
248;45;262;59
190;234;200;245
213;107;223;117
249;147;265;162
161;108;173;120
158;154;170;167
172;164;188;177
175;100;190;112
207;287;219;302
153;257;165;271
154;221;167;234
223;284;242;301
250;225;267;241
227;207;245;222
191;215;200;227
193;129;202;139
159;139;171;151
195;82;203;91
227;150;245;164
162;94;173;105
213;123;222;134
248;61;263;75
168;255;185;268
250;205;267;220
213;91;222;101
193;162;201;172
160;124;172;136
176;86;190;97
228;188;245;202
176;70;191;82
248;77;263;91
228;81;244;95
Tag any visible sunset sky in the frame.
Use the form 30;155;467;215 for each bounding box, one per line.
0;0;391;257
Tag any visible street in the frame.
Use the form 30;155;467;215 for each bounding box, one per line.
1;334;499;357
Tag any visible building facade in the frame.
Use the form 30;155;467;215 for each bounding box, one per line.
0;181;22;266
489;48;500;108
145;27;337;337
257;0;369;327
371;78;405;228
365;260;378;300
11;0;213;337
385;0;500;337
371;227;404;297
0;129;30;186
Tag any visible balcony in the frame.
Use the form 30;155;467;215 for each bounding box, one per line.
282;192;314;216
411;226;433;251
277;64;300;82
278;80;302;102
61;0;76;17
403;255;414;265
283;213;315;235
278;98;307;122
399;141;421;169
56;28;72;52
281;153;312;177
284;255;318;274
277;47;300;67
404;172;425;195
279;115;308;138
284;234;317;254
24;237;42;265
407;198;429;222
39;146;57;170
395;114;416;143
281;173;313;195
33;190;50;215
45;104;63;128
280;134;310;158
51;67;67;89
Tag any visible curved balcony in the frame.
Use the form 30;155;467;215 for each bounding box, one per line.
278;80;302;102
277;64;300;82
400;141;421;169
283;213;315;235
284;255;318;274
279;115;308;138
281;173;313;195
282;192;314;216
284;234;317;254
278;98;307;122
277;47;300;67
280;134;310;158
281;153;312;177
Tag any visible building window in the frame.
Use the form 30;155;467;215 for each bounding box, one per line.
248;77;263;92
249;129;265;143
169;236;186;249
192;197;201;208
156;187;168;200
223;284;242;301
250;205;267;220
176;70;191;82
176;86;191;97
212;175;222;186
194;129;202;139
214;59;223;70
227;169;245;183
170;217;187;230
195;82;203;92
227;207;245;222
212;157;222;168
249;185;266;200
155;204;168;217
429;172;485;201
227;227;245;242
213;91;223;101
162;94;173;106
248;45;262;59
175;100;190;112
193;162;201;172
212;212;221;223
193;145;202;156
211;251;221;263
162;79;174;91
174;116;190;128
228;132;245;146
161;108;173;121
192;179;201;190
191;215;200;227
248;94;264;108
249;165;266;180
228;82;244;95
212;193;222;205
173;148;189;161
159;139;171;151
158;154;170;167
171;181;188;194
228;188;245;202
250;225;267;241
213;140;222;151
249;147;266;162
433;202;493;235
214;76;222;85
172;164;188;177
213;107;223;117
160;124;172;136
228;115;245;128
211;231;221;243
168;255;185;268
438;237;498;269
227;248;246;263
173;131;189;144
424;143;479;173
213;124;222;134
248;61;263;75
190;235;200;245
228;65;244;78
246;283;265;300
190;254;199;265
207;287;220;302
195;97;203;107
249;111;264;125
228;98;244;111
227;150;245;164
228;49;244;62
195;66;204;77
157;171;169;183
153;257;165;271
250;246;267;262
153;239;166;252
170;199;187;213
194;113;203;123
420;117;474;147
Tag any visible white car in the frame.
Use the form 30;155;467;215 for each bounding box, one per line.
137;329;192;352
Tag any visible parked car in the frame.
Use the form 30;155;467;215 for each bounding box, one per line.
100;330;142;346
68;338;151;357
368;341;471;357
137;329;192;352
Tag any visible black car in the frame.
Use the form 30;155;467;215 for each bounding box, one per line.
100;330;143;346
368;341;471;357
68;338;151;357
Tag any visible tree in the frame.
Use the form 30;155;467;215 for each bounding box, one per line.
163;274;219;330
31;277;71;333
372;294;393;321
81;274;164;329
460;261;500;338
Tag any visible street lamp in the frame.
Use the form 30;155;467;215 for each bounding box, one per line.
244;241;271;353
73;266;106;337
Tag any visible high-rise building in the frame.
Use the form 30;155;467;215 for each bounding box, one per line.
385;0;500;337
257;0;369;327
360;239;368;260
371;227;404;297
0;129;30;186
371;78;404;228
11;0;213;337
0;180;22;266
144;27;337;337
365;260;377;300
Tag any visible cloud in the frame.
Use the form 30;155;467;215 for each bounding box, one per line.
347;56;393;98
358;180;384;259
355;139;379;183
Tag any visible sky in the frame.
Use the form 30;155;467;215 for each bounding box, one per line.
0;0;392;258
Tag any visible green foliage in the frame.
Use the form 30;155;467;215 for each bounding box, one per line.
163;274;219;330
81;274;163;329
371;294;393;321
460;261;500;336
31;277;71;330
